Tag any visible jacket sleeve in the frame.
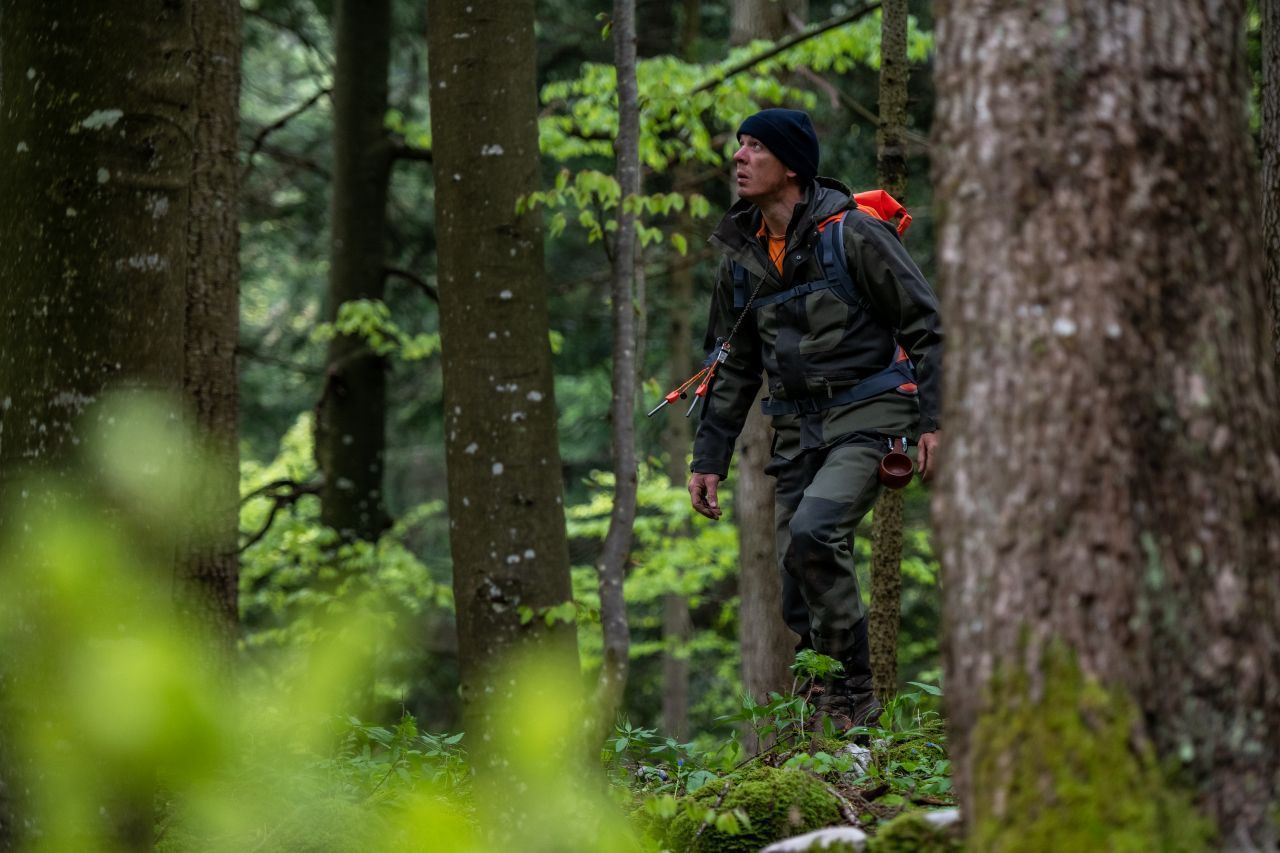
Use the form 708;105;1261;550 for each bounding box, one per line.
845;216;945;433
689;257;764;479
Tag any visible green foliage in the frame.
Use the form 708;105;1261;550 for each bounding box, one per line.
239;414;451;709
323;715;468;803
791;648;846;682
566;462;743;729
312;298;441;361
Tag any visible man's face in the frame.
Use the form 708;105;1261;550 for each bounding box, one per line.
733;134;795;203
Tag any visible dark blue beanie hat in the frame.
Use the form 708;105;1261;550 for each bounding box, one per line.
737;108;819;181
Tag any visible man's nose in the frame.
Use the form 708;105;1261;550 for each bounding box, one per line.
733;145;747;163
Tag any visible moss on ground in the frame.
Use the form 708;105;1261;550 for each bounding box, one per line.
662;765;842;852
969;642;1214;852
867;811;961;852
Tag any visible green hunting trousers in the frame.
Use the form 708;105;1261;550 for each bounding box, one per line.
767;435;884;665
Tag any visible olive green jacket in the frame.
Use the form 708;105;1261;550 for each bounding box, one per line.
691;177;943;479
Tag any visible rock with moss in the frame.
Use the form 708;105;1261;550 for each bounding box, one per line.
662;766;843;852
867;811;961;853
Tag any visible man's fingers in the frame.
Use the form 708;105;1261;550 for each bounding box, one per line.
918;442;930;480
688;475;723;520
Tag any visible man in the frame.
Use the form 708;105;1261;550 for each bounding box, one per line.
688;108;942;730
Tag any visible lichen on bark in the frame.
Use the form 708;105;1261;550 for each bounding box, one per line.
969;643;1214;852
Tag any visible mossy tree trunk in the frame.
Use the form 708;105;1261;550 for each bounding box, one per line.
933;1;1280;846
0;4;197;846
427;0;578;754
730;0;801;729
315;0;392;542
1264;0;1280;365
181;0;242;663
867;0;910;705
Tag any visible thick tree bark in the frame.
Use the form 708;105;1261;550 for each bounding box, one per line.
934;1;1280;846
868;0;910;704
181;0;243;662
1264;0;1280;365
597;0;641;735
730;0;797;723
0;4;197;847
427;0;578;754
315;0;392;542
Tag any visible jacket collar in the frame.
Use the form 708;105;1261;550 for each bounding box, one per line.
708;177;854;281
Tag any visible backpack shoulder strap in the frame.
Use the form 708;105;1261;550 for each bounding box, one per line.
815;210;871;312
731;261;750;309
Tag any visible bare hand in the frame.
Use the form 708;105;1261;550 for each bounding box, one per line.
917;431;939;483
688;473;723;520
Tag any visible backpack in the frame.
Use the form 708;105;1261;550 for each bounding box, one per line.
731;190;918;404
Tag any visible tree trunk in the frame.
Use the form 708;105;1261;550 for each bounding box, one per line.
315;0;392;542
0;4;197;847
867;0;909;705
934;2;1280;846
660;199;697;742
427;0;578;755
596;0;641;735
1264;0;1280;365
181;0;243;663
736;388;798;717
730;0;796;727
730;0;787;47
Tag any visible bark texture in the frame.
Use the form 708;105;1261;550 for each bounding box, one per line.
596;0;641;733
933;1;1280;846
182;0;242;661
867;0;910;704
730;0;788;46
1264;0;1280;366
315;0;393;542
660;181;698;741
730;0;798;728
427;0;577;750
0;4;197;846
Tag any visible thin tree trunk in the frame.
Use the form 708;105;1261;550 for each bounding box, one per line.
1264;0;1280;366
0;5;197;847
737;387;797;734
427;0;578;757
660;208;697;742
182;0;243;664
315;0;392;542
730;0;796;729
867;0;909;705
596;0;641;735
934;1;1280;846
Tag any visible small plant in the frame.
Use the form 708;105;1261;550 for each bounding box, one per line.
325;714;468;802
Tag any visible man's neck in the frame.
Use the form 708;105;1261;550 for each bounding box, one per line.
755;183;805;238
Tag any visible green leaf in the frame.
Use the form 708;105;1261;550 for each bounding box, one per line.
907;680;943;696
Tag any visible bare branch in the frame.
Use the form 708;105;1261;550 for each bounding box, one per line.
384;266;439;303
236;345;324;377
243;87;332;180
244;8;333;70
389;140;434;163
238;479;321;553
691;1;883;94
